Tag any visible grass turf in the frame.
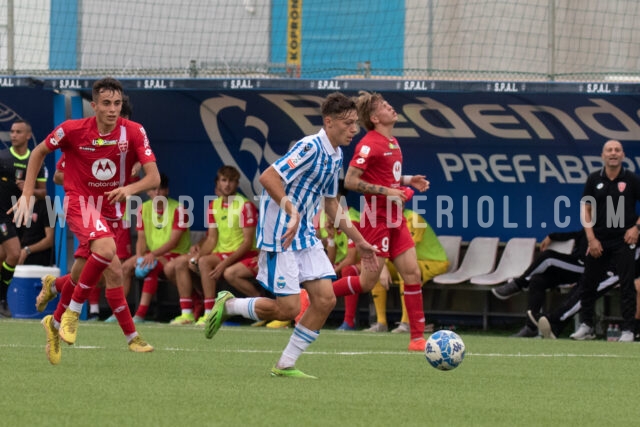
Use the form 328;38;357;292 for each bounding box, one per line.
1;319;639;426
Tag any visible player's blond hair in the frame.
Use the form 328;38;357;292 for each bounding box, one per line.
355;91;384;131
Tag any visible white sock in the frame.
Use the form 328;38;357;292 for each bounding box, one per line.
68;300;83;313
276;324;318;369
226;298;259;320
90;304;99;314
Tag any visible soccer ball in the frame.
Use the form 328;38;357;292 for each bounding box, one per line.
425;330;466;371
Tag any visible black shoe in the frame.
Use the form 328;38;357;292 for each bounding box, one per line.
0;300;11;318
512;325;538;338
492;279;522;300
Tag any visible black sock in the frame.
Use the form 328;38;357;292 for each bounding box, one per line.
0;261;16;292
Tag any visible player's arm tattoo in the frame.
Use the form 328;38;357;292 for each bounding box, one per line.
358;183;387;195
346;166;387;195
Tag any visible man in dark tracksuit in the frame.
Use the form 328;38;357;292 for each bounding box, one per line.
537;251;640;338
491;230;586;337
569;140;640;342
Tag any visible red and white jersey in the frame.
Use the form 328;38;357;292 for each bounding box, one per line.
44;116;156;219
349;130;403;220
56;152;140;185
55;155;65;172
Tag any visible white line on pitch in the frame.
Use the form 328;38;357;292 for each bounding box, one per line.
3;342;638;359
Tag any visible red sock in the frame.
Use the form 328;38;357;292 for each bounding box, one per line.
403;283;425;340
135;299;149;319
105;287;135;336
54;274;70;293
332;275;362;297
88;284;101;305
341;265;359;278
141;268;161;295
295;289;310;324
53;277;75;322
192;292;203;320
343;293;359;327
134;265;162;319
71;253;112;305
179;297;194;312
204;298;215;312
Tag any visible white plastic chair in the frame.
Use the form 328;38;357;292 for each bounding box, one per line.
437;235;462;273
545;239;575;255
547;239;576;290
433;237;500;285
470;237;537;286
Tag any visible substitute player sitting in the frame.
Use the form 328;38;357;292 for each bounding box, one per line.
120;172;191;322
170;165;259;325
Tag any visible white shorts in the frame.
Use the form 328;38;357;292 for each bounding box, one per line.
256;242;337;296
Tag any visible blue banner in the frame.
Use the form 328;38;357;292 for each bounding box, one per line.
124;89;640;241
5;79;640;242
0;86;56;196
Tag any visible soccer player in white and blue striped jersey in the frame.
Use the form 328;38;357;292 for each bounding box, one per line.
204;92;378;378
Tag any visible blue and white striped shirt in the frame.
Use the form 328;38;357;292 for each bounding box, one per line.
257;128;342;252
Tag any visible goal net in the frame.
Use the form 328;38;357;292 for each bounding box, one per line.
1;0;639;81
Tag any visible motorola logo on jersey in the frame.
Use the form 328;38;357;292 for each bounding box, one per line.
92;158;117;181
392;161;402;181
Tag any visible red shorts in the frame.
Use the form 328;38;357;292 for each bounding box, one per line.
114;220;132;260
159;252;182;264
67;199;118;259
239;250;259;274
213;250;259;275
358;216;414;260
73;218;131;260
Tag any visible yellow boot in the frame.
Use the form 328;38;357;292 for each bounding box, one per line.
266;320;291;328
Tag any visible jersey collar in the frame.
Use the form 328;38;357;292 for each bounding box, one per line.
10;146;30;160
599;166;626;181
318;128;337;155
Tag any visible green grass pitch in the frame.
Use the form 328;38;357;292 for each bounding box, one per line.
1;319;638;426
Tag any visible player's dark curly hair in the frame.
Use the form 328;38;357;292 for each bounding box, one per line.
120;95;133;118
321;92;357;120
92;77;124;101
